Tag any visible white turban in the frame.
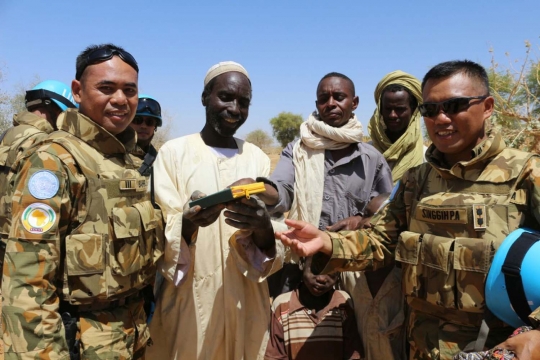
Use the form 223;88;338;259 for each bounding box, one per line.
203;61;250;86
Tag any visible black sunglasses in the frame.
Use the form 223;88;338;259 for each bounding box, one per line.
418;95;489;118
132;116;157;127
76;47;139;80
137;97;162;117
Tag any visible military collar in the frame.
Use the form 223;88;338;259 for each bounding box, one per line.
13;111;55;133
426;131;507;180
57;109;136;155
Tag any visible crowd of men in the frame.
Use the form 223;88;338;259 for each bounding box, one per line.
0;42;538;360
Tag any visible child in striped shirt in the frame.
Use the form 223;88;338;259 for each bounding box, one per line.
265;256;363;360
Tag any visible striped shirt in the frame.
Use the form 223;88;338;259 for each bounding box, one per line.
265;289;362;360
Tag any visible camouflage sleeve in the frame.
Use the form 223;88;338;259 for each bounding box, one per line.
316;175;409;274
15;132;50;162
525;156;540;225
529;307;540;328
2;144;83;359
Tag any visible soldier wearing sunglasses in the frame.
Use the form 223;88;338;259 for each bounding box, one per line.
2;43;162;359
130;94;162;176
275;60;540;360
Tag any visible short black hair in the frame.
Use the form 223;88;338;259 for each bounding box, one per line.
421;60;490;95
318;72;355;96
381;84;418;111
75;43;136;81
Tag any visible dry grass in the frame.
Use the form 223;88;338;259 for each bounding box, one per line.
263;146;282;172
268;153;280;172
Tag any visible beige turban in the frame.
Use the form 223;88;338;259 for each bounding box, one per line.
368;70;424;184
203;61;250;86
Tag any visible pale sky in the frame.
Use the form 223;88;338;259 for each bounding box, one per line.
0;0;538;141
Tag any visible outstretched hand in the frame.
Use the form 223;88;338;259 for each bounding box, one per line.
275;219;332;257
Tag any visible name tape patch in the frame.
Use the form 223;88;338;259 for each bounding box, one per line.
28;170;60;199
21;203;57;234
416;206;468;224
119;178;148;192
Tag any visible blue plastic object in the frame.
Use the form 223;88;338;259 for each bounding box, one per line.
485;228;540;328
30;80;77;111
136;94;162;126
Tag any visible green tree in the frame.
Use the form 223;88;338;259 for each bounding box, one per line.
269;111;303;147
245;129;273;150
488;41;540;151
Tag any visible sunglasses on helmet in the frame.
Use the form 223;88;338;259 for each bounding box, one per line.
136;97;162;118
418;95;489;118
76;47;139;80
132;116;158;127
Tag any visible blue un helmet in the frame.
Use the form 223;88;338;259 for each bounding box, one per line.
25;80;78;112
485;228;540;328
136;94;162;127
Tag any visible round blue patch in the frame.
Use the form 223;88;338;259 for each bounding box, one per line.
28;170;60;200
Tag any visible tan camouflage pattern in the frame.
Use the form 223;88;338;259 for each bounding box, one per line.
0;111;55;360
2;109;163;359
129;144;146;167
0;111;55;239
317;132;540;359
529;307;540;328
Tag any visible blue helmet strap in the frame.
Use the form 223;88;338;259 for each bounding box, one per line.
25;89;76;110
501;231;539;325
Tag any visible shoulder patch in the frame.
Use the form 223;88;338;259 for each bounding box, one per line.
28;170;60;199
21;203;57;234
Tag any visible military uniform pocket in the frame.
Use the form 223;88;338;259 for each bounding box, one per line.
395;231;422;265
132;201;156;265
65;233;105;275
421;234;453;273
421;234;456;308
453;237;492;273
454;237;493;313
110;207;143;276
396;231;423;298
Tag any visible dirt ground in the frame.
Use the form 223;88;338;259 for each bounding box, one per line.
264;146;282;173
268;153;280;172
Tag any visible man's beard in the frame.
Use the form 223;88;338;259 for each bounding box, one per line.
206;109;245;137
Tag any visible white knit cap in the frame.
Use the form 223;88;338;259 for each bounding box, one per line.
203;61;250;86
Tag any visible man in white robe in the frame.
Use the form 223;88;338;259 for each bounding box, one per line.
148;62;283;360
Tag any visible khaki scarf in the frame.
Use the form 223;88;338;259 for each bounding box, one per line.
289;112;364;227
368;70;424;184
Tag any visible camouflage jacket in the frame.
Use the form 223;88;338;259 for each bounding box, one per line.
2;109;162;359
318;132;540;326
0;111;55;238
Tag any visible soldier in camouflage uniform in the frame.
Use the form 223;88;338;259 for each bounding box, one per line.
0;80;77;242
2;44;162;359
129;94;162;166
276;60;540;360
0;81;77;360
